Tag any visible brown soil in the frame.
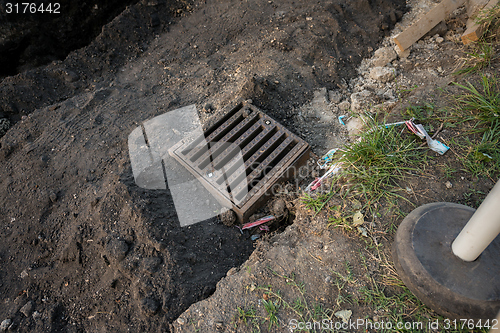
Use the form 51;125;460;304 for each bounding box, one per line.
0;0;407;332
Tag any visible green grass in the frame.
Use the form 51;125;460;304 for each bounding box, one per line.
301;112;434;232
454;75;500;130
475;3;500;39
232;269;335;332
455;3;499;75
301;192;336;214
359;280;490;333
455;41;496;75
332;114;429;207
451;75;500;178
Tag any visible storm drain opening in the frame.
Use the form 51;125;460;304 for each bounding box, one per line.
169;100;310;223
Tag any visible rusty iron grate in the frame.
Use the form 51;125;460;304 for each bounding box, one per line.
169;101;310;222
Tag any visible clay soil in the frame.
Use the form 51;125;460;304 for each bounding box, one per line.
1;0;497;332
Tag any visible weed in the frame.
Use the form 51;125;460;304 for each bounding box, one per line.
442;163;457;178
262;299;280;329
236;306;256;325
232;306;262;332
452;75;500;178
404;103;435;121
334;114;428;207
395;81;419;101
301;192;333;213
188;318;200;332
454;75;500;131
234;269;337;332
455;41;497;75
475;3;500;40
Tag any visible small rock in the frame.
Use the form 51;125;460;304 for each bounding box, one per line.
369;67;396;83
435;36;444;43
372;47;397;67
141;297;160;316
334;309;352;324
394;46;410;58
202;103;214;113
0;319;11;331
271;198;286;216
425;20;448;37
106;238;129;262
227;267;237;276
346;117;365;137
338;100;351;111
142;257;161;273
49;192;57;203
312;87;329;105
177;317;186;325
20;301;34;317
325;275;332;283
32;311;41;320
352;211;364;226
445;181;453;189
40;154;49;163
61;69;79;83
215;321;223;329
328;90;343;104
219;209;236;227
20;270;29;279
0;118;10;137
350;90;375;112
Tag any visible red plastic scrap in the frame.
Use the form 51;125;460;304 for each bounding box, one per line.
241;215;275;230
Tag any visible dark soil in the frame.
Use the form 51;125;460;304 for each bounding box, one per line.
0;0;140;77
0;0;406;331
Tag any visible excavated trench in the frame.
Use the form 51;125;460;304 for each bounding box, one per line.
0;0;140;77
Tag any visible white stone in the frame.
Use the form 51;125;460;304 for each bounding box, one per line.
312;87;328;105
0;319;11;332
338;100;351;111
394;45;410;58
346;117;365;137
372;47;397;67
350;90;376;112
328;90;343;104
369;67;396;83
435;36;444;43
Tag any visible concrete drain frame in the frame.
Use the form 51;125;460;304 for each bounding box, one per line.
169;101;310;223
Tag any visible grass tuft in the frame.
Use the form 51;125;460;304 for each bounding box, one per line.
452;75;500;178
455;41;496;75
333;114;428;207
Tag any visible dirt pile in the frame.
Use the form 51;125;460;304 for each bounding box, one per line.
0;0;141;77
0;0;405;331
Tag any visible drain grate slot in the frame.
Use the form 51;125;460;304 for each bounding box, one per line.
198;112;261;170
169;101;310;222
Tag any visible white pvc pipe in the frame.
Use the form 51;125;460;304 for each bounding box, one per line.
452;180;500;262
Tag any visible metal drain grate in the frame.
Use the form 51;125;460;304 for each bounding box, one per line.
169;101;310;222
